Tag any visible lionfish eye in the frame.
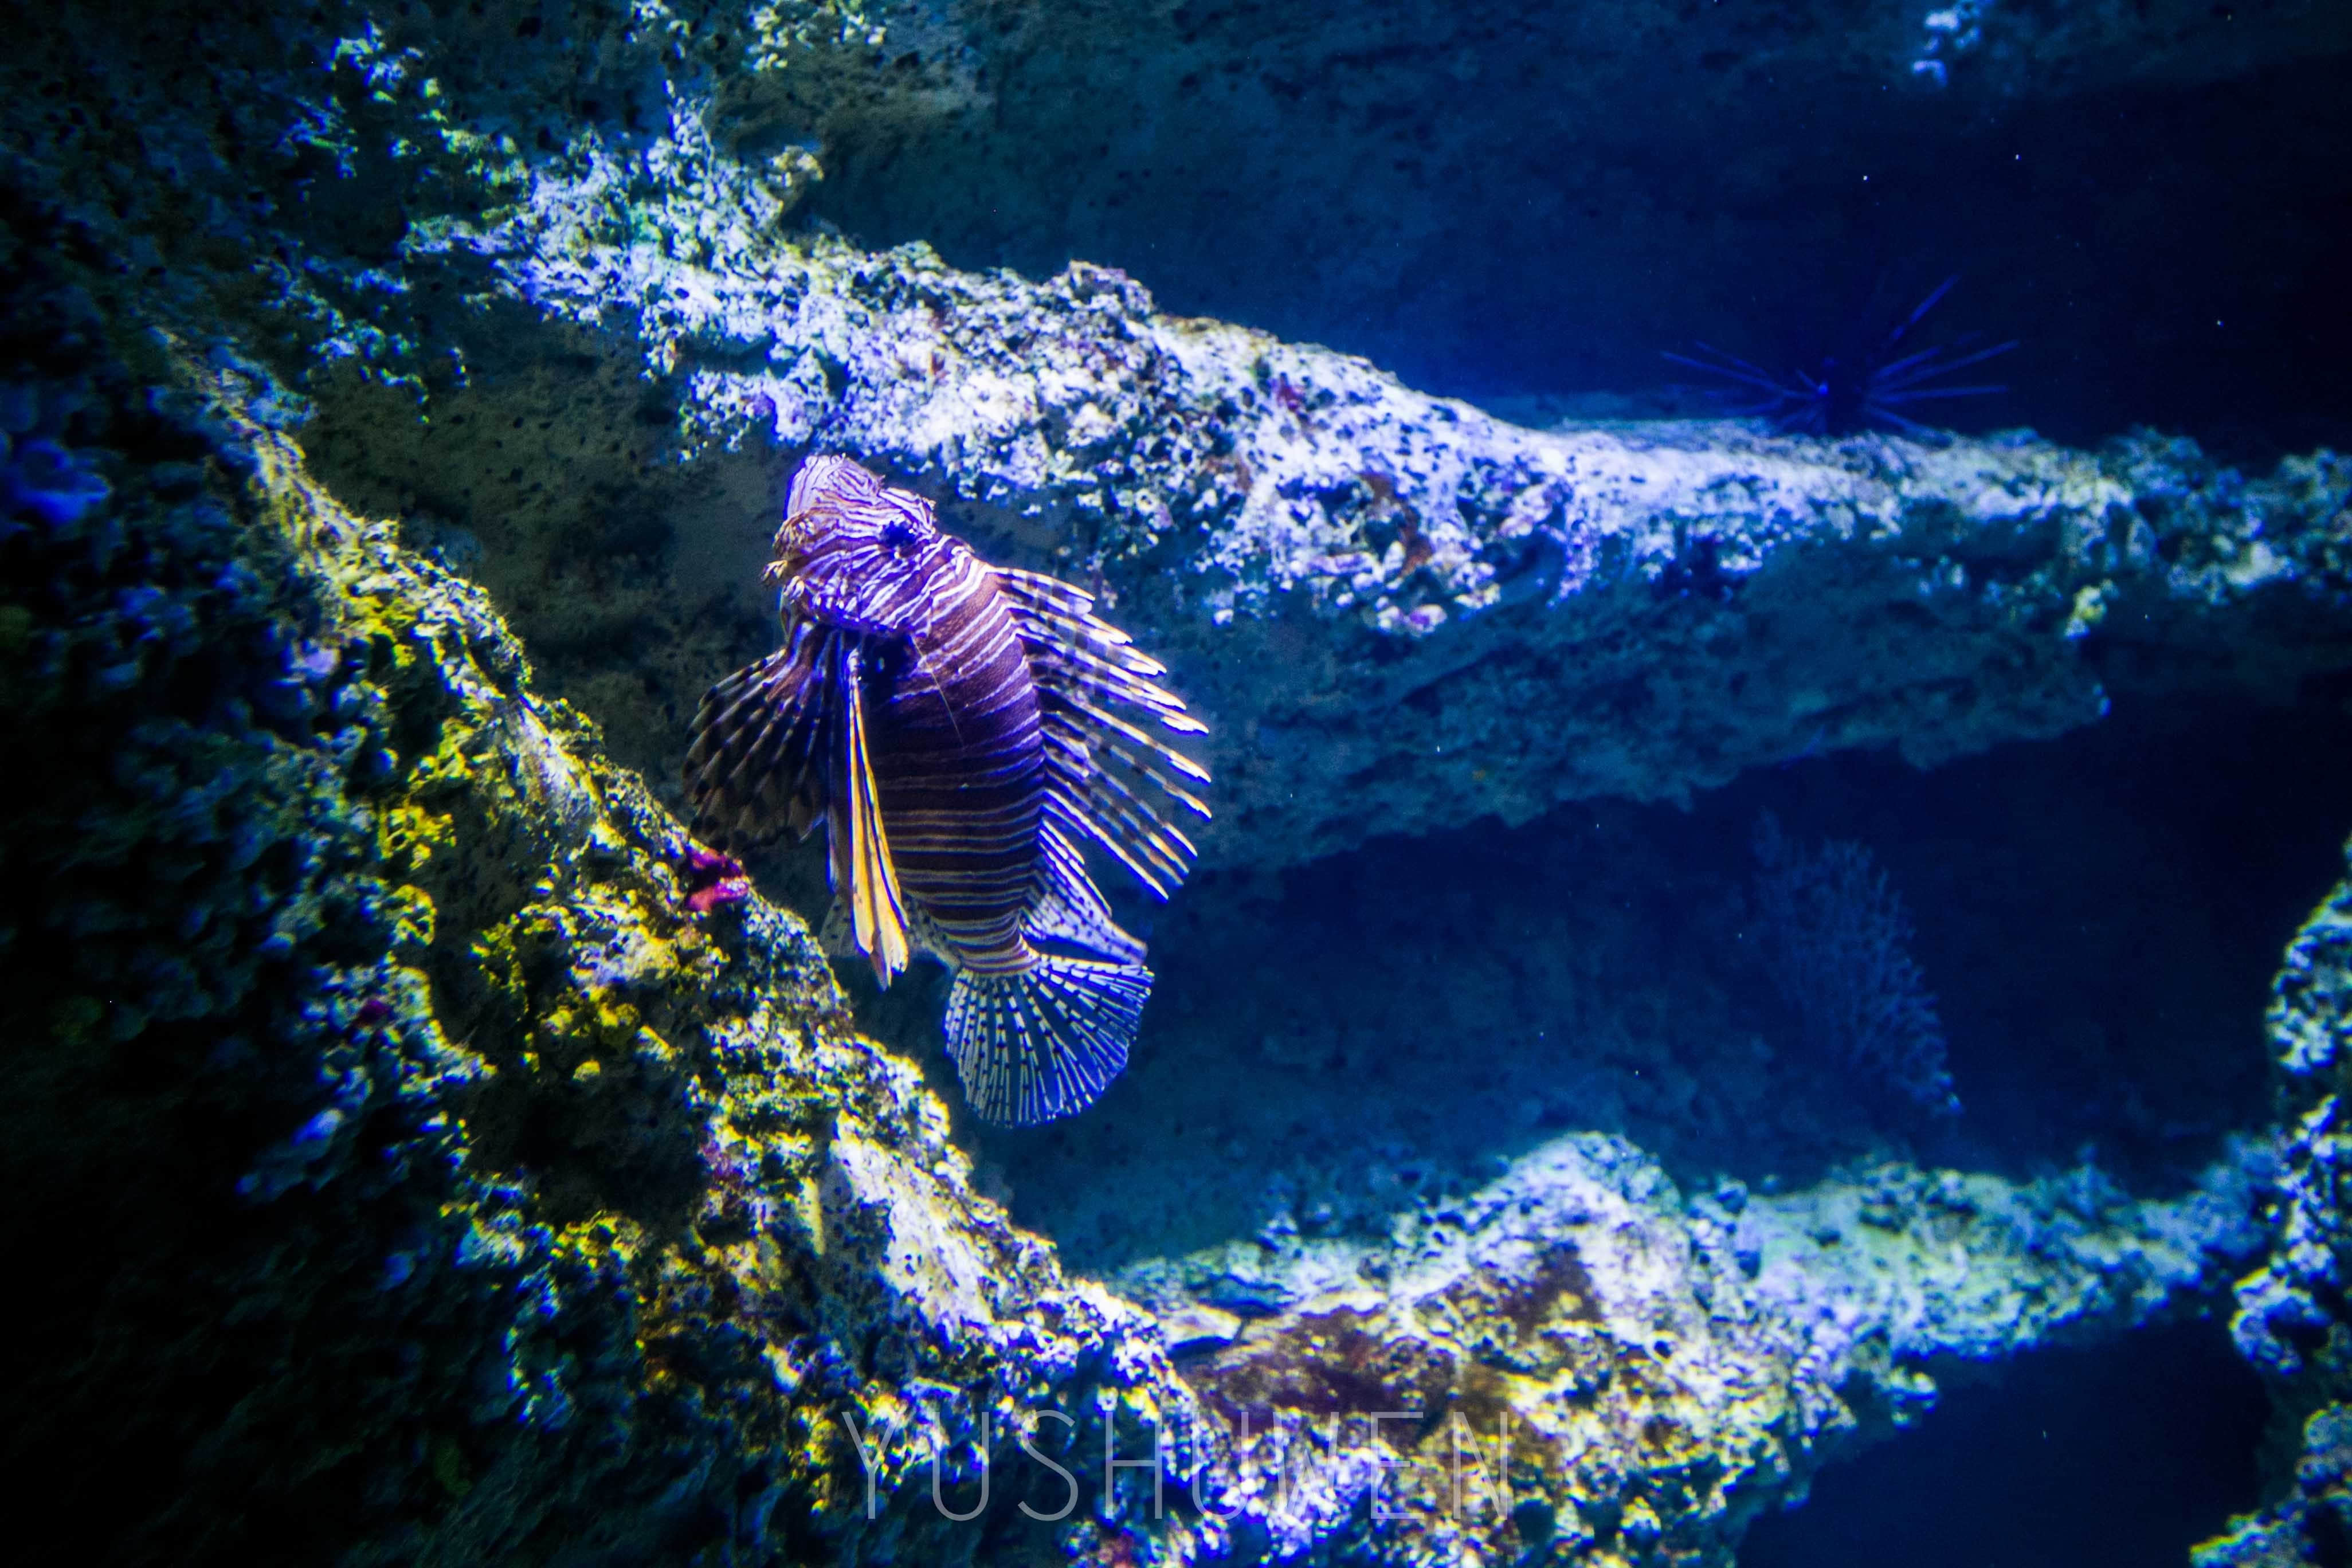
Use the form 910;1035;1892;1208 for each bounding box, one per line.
881;518;920;554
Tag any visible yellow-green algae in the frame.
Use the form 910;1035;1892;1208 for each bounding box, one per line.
2200;841;2352;1567
0;268;1197;1561
255;359;1206;1560
4;6;2340;1563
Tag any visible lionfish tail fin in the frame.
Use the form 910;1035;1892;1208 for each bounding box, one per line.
943;956;1151;1124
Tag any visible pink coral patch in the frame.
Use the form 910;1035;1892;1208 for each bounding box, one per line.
681;844;750;914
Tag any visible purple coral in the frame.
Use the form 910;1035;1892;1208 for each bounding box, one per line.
680;844;749;914
1751;812;1961;1116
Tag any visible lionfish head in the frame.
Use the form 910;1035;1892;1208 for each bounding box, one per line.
766;454;949;632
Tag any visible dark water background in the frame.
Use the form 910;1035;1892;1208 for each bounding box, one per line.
1741;1318;2269;1568
814;27;2352;464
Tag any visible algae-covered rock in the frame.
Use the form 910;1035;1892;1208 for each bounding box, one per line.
3;6;2346;1566
289;45;2352;872
2198;841;2352;1568
12;1;2350;874
0;262;1195;1565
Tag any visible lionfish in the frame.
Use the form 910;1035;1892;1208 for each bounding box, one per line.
685;456;1210;1124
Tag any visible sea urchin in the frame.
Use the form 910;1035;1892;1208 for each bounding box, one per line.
1665;275;2018;437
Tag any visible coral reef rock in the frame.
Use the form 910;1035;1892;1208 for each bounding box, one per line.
0;304;1194;1565
1124;1133;2268;1564
11;2;2352;873
3;5;2348;1566
2200;840;2352;1567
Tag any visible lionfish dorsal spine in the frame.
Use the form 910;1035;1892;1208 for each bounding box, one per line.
994;564;1213;907
1024;821;1147;966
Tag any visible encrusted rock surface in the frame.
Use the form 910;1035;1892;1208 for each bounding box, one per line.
0;276;1195;1563
301;12;2352;871
1121;1133;2268;1565
2200;841;2352;1567
5;6;2349;1566
13;2;2351;875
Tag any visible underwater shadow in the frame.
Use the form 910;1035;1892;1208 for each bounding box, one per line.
1738;1317;2267;1568
973;687;2352;1276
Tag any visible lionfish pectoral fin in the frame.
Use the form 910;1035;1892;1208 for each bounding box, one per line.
684;630;836;846
820;895;952;965
839;648;911;986
814;897;857;959
942;956;1151;1125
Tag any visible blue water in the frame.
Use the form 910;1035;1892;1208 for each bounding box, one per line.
818;44;2352;464
1741;1319;2269;1568
984;694;2352;1273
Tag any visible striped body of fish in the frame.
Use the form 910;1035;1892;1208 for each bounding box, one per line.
685;456;1209;1124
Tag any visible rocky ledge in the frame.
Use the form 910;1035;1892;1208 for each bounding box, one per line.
5;5;2349;1565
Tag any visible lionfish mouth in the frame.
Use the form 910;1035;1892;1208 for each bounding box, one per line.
765;508;826;582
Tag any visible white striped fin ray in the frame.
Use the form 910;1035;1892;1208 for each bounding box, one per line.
999;568;1204;727
1026;821;1147;965
685;620;838;845
1043;720;1194;897
995;565;1212;902
944;955;1152;1124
